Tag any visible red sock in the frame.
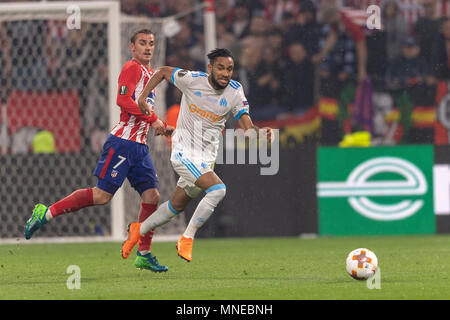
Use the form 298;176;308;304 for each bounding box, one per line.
49;188;94;218
138;203;157;252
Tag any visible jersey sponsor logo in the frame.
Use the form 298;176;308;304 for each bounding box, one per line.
119;85;128;95
220;98;228;107
188;104;223;123
206;96;218;104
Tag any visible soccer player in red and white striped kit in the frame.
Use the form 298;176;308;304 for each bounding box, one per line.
25;29;173;272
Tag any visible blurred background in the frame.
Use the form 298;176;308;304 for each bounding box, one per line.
1;0;450;242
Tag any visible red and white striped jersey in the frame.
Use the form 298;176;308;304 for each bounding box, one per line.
110;59;158;145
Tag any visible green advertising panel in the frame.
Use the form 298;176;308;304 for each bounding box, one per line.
317;145;435;236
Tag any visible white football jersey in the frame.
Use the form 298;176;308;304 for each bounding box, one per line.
170;68;249;163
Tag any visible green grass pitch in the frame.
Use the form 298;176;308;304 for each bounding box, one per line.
1;235;449;300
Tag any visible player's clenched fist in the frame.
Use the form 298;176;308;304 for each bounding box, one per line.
151;119;175;137
151;119;166;136
164;125;175;137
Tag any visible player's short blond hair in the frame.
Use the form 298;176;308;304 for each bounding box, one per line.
130;29;154;44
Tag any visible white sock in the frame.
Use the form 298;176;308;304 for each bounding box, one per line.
140;200;180;235
45;207;54;222
183;185;226;239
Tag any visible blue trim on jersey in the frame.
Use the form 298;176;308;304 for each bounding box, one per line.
184;158;202;177
205;184;226;194
231;80;241;87
176;153;201;179
171;67;181;84
235;109;249;120
168;200;181;215
191;72;208;78
229;80;241;90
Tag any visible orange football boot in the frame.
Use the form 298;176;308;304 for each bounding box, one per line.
176;235;193;262
121;222;142;259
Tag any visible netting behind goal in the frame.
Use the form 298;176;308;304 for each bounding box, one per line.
0;2;184;242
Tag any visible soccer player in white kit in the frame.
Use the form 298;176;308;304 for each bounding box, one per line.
121;48;273;262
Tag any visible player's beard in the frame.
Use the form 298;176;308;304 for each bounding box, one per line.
210;72;229;90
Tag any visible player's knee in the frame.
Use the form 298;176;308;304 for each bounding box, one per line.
92;187;113;205
141;188;160;204
215;187;226;201
205;184;226;205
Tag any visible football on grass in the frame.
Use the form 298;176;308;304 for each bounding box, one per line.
346;248;378;280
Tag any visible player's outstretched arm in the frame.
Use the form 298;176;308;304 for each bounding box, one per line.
138;66;176;115
237;113;273;142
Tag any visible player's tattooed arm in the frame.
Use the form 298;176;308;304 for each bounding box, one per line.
138;66;176;115
238;113;273;142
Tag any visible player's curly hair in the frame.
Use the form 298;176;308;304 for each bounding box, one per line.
207;48;234;64
130;29;154;43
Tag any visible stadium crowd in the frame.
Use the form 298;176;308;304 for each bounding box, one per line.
1;0;450;151
122;0;450;123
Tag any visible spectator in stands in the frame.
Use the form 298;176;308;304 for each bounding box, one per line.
214;0;232;25
166;21;198;62
253;46;284;108
414;0;446;64
278;12;297;38
285;0;321;57
313;3;367;82
281;42;315;116
241;14;270;53
137;0;163;17
121;0;139;15
229;1;252;40
8;20;48;91
264;0;300;25
85;62;109;152
0;22;12;103
385;36;428;91
237;46;265;118
48;23;93;90
216;22;237;51
159;0;175;16
383;0;408;63
430;17;450;81
365;28;388;89
317;24;358;97
241;45;282;121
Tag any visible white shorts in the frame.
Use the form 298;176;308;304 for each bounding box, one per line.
171;149;213;199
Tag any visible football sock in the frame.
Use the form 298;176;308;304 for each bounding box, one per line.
47;188;94;221
183;185;226;239
138;203;157;253
140;200;180;235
